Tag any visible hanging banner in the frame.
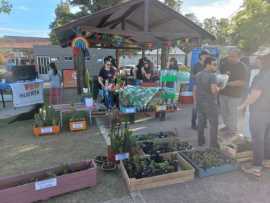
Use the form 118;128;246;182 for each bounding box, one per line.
10;80;44;107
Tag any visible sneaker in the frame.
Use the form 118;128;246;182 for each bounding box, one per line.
241;163;262;177
263;160;270;169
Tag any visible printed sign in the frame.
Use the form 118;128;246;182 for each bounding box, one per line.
35;178;57;191
115;153;129;161
41;127;53;134
72;123;83;129
9;80;44;108
63;69;77;88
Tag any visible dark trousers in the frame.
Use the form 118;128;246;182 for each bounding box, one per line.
197;104;218;148
250;112;270;166
191;107;197;128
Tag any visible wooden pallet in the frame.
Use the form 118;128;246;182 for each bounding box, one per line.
120;152;195;192
221;144;253;163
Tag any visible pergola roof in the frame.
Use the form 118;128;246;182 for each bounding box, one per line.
56;0;215;48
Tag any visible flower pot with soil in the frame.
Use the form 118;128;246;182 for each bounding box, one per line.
101;161;117;172
33;105;60;137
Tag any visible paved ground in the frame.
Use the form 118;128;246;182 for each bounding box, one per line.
1;104;270;203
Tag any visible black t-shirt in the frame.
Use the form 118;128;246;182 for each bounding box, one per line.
250;69;270;113
98;67;115;88
219;60;247;97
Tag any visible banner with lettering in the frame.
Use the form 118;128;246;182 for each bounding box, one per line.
10;80;44;107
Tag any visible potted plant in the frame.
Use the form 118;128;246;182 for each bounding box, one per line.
0;160;97;203
69;111;88;132
33;105;60;137
108;123;136;162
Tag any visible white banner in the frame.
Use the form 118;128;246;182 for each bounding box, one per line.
10;80;44;107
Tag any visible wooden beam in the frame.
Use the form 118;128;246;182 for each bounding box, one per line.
144;0;149;32
102;2;144;28
126;20;144;31
97;14;113;28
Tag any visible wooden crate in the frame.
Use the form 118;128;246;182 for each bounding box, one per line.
120;152;195;192
221;144;253;163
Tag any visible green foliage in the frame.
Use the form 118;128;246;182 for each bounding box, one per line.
164;0;182;12
0;0;12;14
69;0;123;16
34;104;60;127
230;0;270;53
49;2;75;45
110;123;136;154
203;17;230;45
185;13;201;26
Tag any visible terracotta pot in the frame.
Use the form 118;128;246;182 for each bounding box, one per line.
69;120;88;132
33;125;60;137
0;160;97;203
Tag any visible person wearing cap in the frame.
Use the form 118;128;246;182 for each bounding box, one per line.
239;47;270;177
219;48;248;138
191;50;210;130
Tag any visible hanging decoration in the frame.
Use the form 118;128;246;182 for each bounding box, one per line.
144;42;154;49
71;36;89;49
113;35;124;47
164;41;172;48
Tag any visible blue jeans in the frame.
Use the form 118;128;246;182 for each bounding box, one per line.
99;89;113;109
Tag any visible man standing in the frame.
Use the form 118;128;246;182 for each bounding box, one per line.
195;57;220;147
191;50;210;129
219;48;247;138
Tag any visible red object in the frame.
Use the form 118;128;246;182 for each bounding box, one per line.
63;69;77;88
72;47;80;57
107;145;116;162
141;82;159;87
180;95;193;105
0;160;96;203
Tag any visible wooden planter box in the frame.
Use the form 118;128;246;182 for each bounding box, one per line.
0;160;97;203
135;131;177;144
221;144;253;163
180;152;238;178
33;125;60;137
120;152;195;192
69;120;88;132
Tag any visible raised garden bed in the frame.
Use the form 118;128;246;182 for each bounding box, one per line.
221;140;253;162
33;125;61;137
181;149;238;178
120;152;194;191
69;119;88;132
135;131;177;144
139;140;192;155
0;160;96;203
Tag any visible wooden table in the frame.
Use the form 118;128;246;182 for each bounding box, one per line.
53;103;96;127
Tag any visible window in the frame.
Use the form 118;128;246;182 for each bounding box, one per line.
64;56;73;61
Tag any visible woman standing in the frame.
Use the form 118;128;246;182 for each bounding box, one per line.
239;48;270;177
98;58;116;110
48;62;62;105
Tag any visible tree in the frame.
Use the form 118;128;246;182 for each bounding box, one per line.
230;0;270;53
0;0;12;14
164;0;182;13
69;0;123;16
49;2;74;45
185;13;201;26
203;17;230;45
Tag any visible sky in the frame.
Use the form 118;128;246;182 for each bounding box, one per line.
0;0;244;38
